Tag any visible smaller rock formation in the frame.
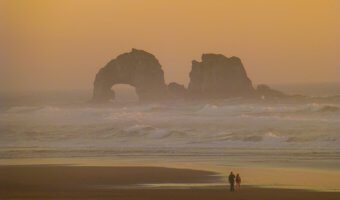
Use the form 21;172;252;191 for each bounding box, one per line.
92;49;167;102
188;54;255;98
256;84;288;99
167;82;188;99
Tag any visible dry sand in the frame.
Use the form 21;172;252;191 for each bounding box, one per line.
1;165;340;200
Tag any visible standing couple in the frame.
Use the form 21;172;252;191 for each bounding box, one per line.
228;171;241;192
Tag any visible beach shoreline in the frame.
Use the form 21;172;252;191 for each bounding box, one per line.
1;164;340;199
2;157;340;191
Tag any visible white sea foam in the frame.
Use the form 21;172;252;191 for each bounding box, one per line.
1;88;339;169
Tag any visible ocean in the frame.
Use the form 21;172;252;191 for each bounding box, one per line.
0;83;340;171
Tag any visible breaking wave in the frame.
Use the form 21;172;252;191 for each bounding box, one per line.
198;103;340;115
1;100;340;160
314;104;340;113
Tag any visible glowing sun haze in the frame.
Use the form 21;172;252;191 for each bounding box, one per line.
1;0;339;91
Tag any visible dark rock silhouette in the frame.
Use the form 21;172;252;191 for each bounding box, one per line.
92;49;167;102
167;82;188;99
188;54;255;98
256;84;288;99
93;49;291;103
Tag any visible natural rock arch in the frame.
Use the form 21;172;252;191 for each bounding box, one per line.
111;84;139;102
92;49;167;102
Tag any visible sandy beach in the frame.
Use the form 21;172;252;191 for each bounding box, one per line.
1;165;340;200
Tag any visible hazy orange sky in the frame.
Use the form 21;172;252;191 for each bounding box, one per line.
1;0;339;92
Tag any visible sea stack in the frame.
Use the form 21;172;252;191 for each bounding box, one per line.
188;54;255;98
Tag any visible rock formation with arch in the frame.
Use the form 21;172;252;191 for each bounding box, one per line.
92;49;167;102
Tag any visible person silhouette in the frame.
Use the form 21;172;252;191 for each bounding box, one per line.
236;173;241;191
228;171;236;192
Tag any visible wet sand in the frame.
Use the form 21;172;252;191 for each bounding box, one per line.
1;165;340;200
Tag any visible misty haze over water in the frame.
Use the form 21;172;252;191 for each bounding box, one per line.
0;82;340;170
